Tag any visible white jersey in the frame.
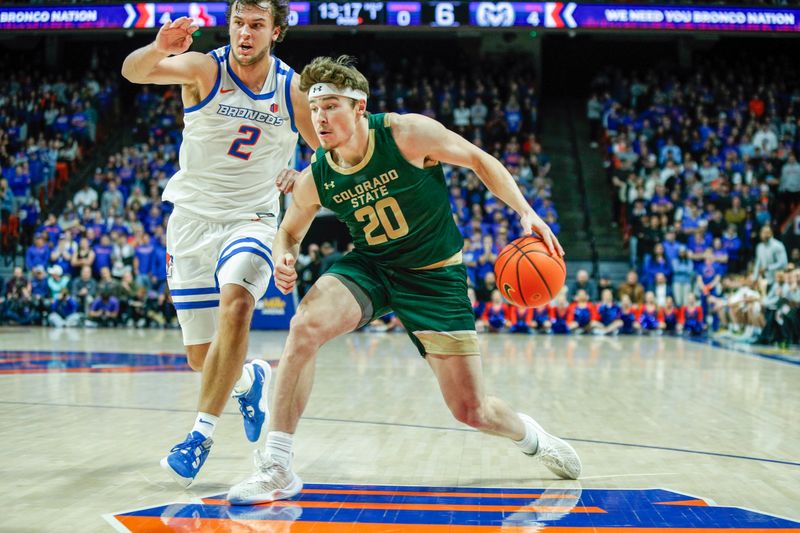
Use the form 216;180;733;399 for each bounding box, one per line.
163;45;298;221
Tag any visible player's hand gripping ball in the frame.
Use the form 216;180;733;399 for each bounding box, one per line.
494;236;566;307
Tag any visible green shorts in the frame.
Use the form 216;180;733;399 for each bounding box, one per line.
324;250;479;357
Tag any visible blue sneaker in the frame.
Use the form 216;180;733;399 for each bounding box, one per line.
234;359;272;442
160;431;213;488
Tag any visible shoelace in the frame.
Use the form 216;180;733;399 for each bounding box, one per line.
237;396;257;420
170;436;206;455
253;449;275;472
537;436;564;464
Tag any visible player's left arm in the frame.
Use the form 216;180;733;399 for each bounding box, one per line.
273;167;321;294
290;76;320;151
391;113;563;257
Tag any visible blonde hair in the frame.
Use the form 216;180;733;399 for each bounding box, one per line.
299;56;370;99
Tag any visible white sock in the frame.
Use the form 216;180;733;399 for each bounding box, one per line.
232;364;254;396
265;431;294;469
513;414;539;455
192;412;219;439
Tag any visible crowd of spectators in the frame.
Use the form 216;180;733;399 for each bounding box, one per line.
1;68;116;248
471;263;799;347
1;70;178;328
587;52;800;346
6;47;795;348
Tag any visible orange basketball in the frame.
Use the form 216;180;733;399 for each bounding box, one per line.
494;236;566;307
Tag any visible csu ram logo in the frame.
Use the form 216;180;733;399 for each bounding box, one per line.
475;2;515;26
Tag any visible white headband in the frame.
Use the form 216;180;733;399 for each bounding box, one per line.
309;82;367;102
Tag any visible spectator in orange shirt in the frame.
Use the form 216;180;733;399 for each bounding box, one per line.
481;290;510;332
658;295;684;334
508;304;535;334
549;294;575;334
569;289;598;334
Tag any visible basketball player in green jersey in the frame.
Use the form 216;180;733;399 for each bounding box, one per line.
228;56;580;504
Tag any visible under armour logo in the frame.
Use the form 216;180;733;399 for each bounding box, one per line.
312;85;324;94
324;181;335;190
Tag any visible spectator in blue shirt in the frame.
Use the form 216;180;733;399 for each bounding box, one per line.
711;238;729;276
92;234;114;276
49;234;75;275
25;234;50;271
38;213;62;245
671;247;695;307
151;234;168;293
48;288;82;327
28;151;45;190
504;97;522;135
463;238;478;287
9;164;31;197
134;233;156;289
722;224;742;272
644;243;672;290
661;228;681;265
545;211;560;237
87;291;120;328
659;138;682;165
143;204;163;235
475;235;497;284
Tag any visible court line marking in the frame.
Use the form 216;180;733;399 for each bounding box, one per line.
102;484;800;529
688;337;800;367
1;399;798;468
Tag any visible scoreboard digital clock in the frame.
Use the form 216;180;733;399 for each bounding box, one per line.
315;1;386;25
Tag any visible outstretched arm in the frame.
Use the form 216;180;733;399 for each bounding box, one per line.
273;167;322;294
121;17;215;88
391;113;564;256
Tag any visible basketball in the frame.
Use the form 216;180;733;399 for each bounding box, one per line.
494;236;566;307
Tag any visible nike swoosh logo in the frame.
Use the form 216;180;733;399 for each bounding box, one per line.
242;278;256;287
503;283;516;299
220;88;235;94
198;419;213;426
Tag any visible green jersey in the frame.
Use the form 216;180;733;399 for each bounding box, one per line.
311;113;463;269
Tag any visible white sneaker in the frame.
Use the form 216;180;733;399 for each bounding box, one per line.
519;413;582;480
227;450;303;505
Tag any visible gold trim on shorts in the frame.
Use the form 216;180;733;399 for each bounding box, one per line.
412;330;480;356
411;251;463;271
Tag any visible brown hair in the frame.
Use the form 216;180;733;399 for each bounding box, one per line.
299;56;370;98
226;0;289;43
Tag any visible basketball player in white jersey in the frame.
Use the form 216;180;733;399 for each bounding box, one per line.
121;0;318;487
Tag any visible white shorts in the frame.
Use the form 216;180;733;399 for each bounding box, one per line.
166;208;276;345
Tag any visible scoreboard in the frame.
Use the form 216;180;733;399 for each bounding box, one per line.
1;2;798;32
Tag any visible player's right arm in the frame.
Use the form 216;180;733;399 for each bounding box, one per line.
121;17;215;89
273;167;322;294
391;113;564;257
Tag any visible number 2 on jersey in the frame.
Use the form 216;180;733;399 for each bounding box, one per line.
228;125;261;160
354;197;409;245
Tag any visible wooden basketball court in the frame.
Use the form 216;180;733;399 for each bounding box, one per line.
1;327;798;531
